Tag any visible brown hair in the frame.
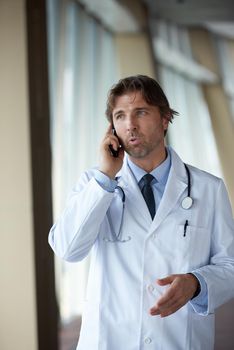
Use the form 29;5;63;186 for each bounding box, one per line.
105;75;178;126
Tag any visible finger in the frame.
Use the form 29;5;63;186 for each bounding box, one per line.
151;284;193;317
156;275;175;286
107;137;119;152
157;293;177;309
149;306;160;316
149;281;179;315
160;294;186;317
103;133;119;148
151;292;182;313
158;301;182;317
150;294;176;315
106;123;113;134
150;296;184;317
156;282;178;306
158;275;194;304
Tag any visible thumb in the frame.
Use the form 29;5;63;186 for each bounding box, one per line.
156;275;174;286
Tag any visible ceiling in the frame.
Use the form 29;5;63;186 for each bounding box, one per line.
143;0;234;25
78;0;234;38
142;0;234;38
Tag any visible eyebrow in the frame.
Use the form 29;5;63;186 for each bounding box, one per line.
135;107;150;111
113;110;124;118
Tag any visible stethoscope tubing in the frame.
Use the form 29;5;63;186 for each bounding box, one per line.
184;164;191;197
104;163;192;242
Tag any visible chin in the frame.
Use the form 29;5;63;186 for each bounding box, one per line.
126;148;149;159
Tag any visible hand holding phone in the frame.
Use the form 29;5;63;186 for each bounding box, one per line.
109;144;119;157
109;128;122;157
99;125;124;179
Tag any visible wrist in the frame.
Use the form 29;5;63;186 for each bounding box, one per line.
99;168;116;180
188;273;201;299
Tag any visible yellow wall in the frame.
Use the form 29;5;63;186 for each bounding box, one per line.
115;32;155;78
0;1;38;349
189;29;234;209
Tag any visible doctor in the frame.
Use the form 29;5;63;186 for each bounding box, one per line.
49;75;234;350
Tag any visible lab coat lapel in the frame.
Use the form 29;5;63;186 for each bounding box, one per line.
116;157;153;226
150;148;188;233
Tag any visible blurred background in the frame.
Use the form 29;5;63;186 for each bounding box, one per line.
0;0;233;349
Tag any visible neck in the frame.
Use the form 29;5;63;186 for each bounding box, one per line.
129;146;167;173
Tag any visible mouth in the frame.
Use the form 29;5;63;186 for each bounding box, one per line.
128;136;142;146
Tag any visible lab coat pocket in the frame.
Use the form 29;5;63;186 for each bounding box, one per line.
177;225;211;270
189;311;215;350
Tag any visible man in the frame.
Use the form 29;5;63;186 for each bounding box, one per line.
49;75;234;350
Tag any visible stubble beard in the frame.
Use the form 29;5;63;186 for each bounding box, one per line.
124;139;162;159
121;125;165;159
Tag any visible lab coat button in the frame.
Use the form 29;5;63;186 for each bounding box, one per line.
148;284;154;292
144;337;152;344
152;233;156;239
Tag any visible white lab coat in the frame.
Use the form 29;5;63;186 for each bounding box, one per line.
49;147;234;350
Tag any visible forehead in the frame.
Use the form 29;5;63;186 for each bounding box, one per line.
113;91;148;110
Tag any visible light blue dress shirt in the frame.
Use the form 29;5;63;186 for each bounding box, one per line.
127;151;171;211
94;149;208;311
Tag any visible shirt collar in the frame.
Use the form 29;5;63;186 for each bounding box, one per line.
127;147;171;185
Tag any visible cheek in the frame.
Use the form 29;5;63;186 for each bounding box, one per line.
149;119;167;136
114;126;126;142
114;125;123;136
147;120;164;135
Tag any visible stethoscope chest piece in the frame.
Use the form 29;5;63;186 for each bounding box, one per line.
181;196;193;210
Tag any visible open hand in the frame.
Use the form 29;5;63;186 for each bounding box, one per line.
149;273;199;318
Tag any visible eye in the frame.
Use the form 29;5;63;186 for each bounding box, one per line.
115;113;124;120
137;109;147;116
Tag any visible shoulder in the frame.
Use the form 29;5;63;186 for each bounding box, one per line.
68;166;99;193
78;166;100;182
169;146;222;189
187;164;222;187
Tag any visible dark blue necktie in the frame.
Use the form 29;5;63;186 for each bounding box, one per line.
141;174;155;219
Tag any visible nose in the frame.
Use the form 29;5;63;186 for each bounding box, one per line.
125;116;137;132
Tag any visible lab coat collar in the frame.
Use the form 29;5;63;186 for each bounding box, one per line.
126;150;171;185
115;147;189;231
149;147;188;233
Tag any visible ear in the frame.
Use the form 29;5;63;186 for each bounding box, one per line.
162;115;169;131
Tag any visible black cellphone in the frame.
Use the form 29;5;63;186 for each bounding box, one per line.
109;128;121;157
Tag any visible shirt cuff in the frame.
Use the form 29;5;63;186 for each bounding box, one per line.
189;272;208;314
94;170;118;192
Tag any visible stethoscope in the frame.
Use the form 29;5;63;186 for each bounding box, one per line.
103;163;193;243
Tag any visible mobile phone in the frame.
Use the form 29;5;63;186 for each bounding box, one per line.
109;128;121;157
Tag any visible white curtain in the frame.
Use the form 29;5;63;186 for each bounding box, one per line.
151;20;222;178
47;0;117;322
214;35;234;124
159;68;222;176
